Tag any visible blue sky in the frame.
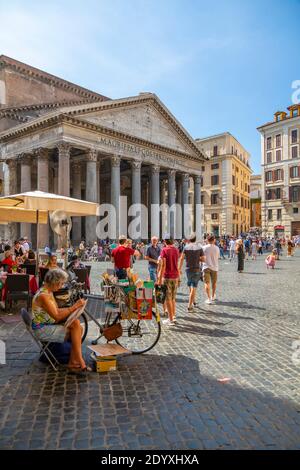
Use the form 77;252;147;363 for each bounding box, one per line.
1;0;300;173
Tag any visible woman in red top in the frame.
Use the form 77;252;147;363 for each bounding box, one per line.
1;246;18;273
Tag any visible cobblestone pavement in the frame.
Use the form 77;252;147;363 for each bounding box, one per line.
1;250;300;450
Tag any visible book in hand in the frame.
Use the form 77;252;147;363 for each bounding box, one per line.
64;299;88;328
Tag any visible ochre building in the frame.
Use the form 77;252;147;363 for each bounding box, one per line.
195;132;252;237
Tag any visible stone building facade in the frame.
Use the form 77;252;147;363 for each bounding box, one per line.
250;174;262;229
0;56;205;246
195;132;251;236
258;104;300;238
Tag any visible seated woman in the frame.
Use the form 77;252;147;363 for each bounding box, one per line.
1;246;18;272
44;254;58;269
32;268;92;373
24;250;36;264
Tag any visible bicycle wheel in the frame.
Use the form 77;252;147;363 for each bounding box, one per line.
80;312;89;343
106;310;161;354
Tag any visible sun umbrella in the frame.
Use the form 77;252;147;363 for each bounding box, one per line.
0;191;99;272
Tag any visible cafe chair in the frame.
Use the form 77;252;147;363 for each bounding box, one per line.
20;308;62;372
73;268;89;293
5;274;31;311
39;267;49;287
21;264;36;276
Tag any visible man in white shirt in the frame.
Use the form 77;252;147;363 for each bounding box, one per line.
202;235;220;305
21;237;30;253
229;237;236;261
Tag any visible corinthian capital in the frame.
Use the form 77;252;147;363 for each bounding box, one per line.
131;160;142;170
194;175;202;185
18;153;32;165
111;156;120;168
182;172;190;183
167;169;176;179
151;165;160;175
35;147;49;161
57;142;71;156
86;148;98;162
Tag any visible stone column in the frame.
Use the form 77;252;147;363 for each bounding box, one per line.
20;154;32;239
160;177;167;237
72;162;82;246
194;175;202;240
131;160;142;240
5;159;18;242
36;148;49;247
150;165;160;238
85;149;98;244
111;156;121;238
57;143;70;196
182;173;190;238
176;176;183;239
168;169;176;238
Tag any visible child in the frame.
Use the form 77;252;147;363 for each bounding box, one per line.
265;250;276;269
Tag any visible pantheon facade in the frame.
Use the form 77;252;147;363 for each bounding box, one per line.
0;55;205;246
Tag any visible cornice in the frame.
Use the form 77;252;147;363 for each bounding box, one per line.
0;55;109;101
0;113;205;164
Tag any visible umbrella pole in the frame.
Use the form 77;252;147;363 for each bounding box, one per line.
36;210;40;277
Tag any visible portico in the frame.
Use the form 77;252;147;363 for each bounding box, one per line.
0;94;205;246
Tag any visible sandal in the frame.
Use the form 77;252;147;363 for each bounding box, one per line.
68;365;93;374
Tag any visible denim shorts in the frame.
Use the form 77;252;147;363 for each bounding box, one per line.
186;270;201;288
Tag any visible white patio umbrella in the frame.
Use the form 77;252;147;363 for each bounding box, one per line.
0;191;99;272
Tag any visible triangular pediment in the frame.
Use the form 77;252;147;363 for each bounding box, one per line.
71;95;200;156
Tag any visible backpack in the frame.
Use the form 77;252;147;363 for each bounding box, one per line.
39;341;71;364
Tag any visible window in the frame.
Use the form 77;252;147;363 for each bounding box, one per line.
233;194;236;204
274;169;283;181
202;166;205;171
211;175;219;185
211;163;219;170
277;209;282;220
266;152;272;163
276;134;281;147
245;183;248;192
291;186;300;202
201;195;204;205
211;193;218;205
275;187;281;199
236;166;239;172
276;149;282;162
292;146;298;159
265;171;273;182
213;145;218;156
232;175;235;185
268;209;273;221
293;207;299;214
291;130;298;144
236;195;240;206
211;213;218;220
241;197;244;208
248;185;250;193
290;166;299;178
231;146;234;154
266;137;272;150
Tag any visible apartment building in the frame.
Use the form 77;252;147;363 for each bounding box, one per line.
195;132;252;236
257;104;300;238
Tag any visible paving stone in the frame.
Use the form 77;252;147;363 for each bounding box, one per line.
1;255;300;450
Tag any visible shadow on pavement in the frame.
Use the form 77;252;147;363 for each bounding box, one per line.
1;353;299;450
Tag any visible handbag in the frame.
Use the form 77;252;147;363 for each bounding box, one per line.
103;322;123;341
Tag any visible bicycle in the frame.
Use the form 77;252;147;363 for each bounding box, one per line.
56;280;161;354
